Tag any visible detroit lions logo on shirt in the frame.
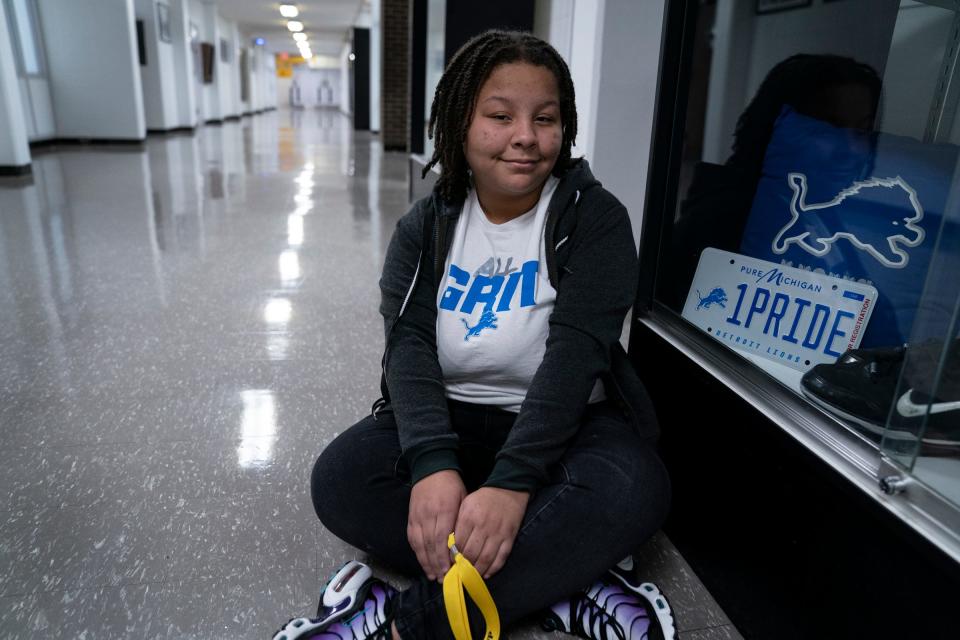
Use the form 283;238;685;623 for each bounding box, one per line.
462;303;499;340
439;257;539;340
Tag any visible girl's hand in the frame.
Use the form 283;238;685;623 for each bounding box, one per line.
408;470;467;582
454;487;530;579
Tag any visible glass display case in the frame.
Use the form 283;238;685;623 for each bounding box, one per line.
639;0;960;560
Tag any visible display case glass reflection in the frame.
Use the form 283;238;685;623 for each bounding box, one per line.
657;0;960;507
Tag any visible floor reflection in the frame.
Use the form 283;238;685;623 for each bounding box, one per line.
0;109;409;637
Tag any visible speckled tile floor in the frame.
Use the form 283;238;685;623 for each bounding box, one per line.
0;110;740;639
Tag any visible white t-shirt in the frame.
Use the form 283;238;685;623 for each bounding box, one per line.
436;177;604;412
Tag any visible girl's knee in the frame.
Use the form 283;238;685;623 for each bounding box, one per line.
310;433;356;524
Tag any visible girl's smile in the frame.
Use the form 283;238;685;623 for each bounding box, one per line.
464;62;563;223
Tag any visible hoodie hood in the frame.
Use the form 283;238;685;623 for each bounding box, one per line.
548;158;602;212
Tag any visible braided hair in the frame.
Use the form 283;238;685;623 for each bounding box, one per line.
729;54;882;174
423;30;577;204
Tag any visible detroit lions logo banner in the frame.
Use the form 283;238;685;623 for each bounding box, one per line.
739;107;958;348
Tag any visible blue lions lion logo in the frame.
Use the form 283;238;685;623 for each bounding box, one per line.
772;173;925;268
697;287;727;310
462;303;498;340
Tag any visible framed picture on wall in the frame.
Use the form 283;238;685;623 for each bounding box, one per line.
221;38;232;63
755;0;812;14
201;43;215;83
157;2;172;42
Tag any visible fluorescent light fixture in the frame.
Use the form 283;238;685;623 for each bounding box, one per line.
279;4;299;18
287;20;303;32
293;32;307;42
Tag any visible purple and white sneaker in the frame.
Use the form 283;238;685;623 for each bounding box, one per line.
543;558;676;640
273;561;397;640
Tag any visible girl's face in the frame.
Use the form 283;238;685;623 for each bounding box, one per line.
464;62;563;207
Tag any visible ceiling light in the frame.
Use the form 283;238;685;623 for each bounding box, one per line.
293;32;307;42
279;4;299;18
287;20;303;32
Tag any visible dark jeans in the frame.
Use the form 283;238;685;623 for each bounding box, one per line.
311;400;670;640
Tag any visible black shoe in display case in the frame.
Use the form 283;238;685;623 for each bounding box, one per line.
801;341;960;451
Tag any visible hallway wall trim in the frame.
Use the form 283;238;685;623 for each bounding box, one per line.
147;127;197;135
29;138;146;148
0;163;32;176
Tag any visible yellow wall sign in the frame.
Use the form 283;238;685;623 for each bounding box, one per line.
276;54;306;78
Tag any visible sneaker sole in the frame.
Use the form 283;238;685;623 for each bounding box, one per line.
273;579;380;640
608;571;676;640
801;388;918;441
273;616;329;640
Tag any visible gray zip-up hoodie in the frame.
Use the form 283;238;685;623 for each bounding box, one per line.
378;159;659;493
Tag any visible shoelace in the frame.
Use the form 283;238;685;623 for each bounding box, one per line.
443;533;500;640
568;592;626;640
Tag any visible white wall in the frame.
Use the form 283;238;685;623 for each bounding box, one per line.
534;0;603;161
569;1;604;161
534;0;572;61
263;51;277;110
4;0;55;141
170;0;198;127
703;0;900;164
216;16;238;118
339;41;352;115
0;0;31;167
249;46;277;112
249;47;262;111
370;0;381;133
199;0;221;121
421;0;445;158
590;0;665;246
278;76;295;107
36;0;145;139
135;0;180;130
533;0;664;243
291;67;342;108
229;23;243;116
20;77;55;140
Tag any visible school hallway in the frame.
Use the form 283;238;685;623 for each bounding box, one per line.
0;110;739;639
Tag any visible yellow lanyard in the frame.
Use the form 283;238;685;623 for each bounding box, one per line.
442;533;501;640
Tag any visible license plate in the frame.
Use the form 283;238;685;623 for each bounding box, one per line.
681;248;878;372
